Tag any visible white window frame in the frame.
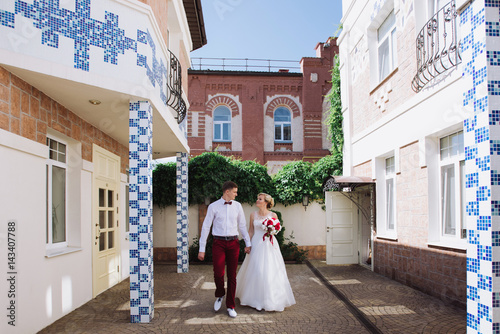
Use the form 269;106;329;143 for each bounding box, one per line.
385;156;396;232
438;131;465;242
213;105;232;142
274;107;292;142
375;152;398;240
46;136;68;250
377;10;397;82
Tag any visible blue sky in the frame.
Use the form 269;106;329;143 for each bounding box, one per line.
191;0;343;62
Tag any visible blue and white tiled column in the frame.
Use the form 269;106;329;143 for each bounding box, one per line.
129;101;154;323
462;1;500;332
176;152;189;273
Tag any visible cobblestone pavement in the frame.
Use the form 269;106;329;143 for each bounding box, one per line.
38;261;466;334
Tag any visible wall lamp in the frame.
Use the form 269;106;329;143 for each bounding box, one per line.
302;194;310;211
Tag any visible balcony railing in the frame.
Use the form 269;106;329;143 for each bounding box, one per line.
190;57;301;73
411;1;461;92
166;50;186;124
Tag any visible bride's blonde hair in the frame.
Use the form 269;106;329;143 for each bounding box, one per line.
259;193;274;209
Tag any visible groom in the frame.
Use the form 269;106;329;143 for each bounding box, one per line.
198;181;252;318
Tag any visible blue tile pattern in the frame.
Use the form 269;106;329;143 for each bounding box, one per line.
489;52;500;66
468;258;480;273
462;2;500;332
129;101;154;323
468;285;479;301
469;230;480;245
479;274;493;291
492;110;500;124
176;152;189;273
466;172;479;188
477;216;492;230
494;261;500;275
0;0;168;100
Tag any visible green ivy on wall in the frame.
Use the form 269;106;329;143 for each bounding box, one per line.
272;160;315;205
153;152;275;208
326;54;343;159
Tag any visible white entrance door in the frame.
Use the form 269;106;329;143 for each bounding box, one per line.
92;145;120;297
326;192;359;265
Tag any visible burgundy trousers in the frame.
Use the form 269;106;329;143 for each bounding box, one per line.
212;239;240;309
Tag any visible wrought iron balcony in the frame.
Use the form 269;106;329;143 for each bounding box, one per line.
411;1;461;92
166;50;186;124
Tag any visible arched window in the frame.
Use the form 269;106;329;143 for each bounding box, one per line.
274;107;291;142
213;106;231;141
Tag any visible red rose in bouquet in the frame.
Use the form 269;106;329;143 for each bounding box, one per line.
262;217;281;245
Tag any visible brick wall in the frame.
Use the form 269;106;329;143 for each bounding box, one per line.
351;11;417;138
0;66;129;173
374;142;466;307
396;142;429;246
374;239;466;307
351;145;466;307
353;159;372;177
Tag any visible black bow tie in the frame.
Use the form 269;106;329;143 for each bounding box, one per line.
224;201;232;205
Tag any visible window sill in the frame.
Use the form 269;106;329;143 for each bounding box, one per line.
376;235;398;242
45;246;82;258
427;241;466;252
370;67;398;95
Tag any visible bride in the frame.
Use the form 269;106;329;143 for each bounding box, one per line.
236;193;296;311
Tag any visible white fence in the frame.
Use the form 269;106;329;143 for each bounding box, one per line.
152;202;327;250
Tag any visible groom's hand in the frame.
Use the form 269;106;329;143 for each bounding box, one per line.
198;252;205;261
244;247;251;254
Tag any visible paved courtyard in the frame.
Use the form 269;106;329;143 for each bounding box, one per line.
38;261;466;333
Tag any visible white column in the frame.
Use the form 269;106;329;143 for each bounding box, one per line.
176;152;189;273
129;101;154;323
462;1;500;332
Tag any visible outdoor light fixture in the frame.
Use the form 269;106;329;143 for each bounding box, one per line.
343;187;352;192
89;99;101;105
302;194;310;211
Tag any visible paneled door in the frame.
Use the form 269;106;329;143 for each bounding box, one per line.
92;145;120;297
326;192;359;265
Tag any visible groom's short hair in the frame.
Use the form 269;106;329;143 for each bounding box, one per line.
222;181;238;192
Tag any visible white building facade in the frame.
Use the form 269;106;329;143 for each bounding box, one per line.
0;0;205;332
339;0;500;331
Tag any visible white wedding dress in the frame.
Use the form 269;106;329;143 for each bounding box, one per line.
236;213;296;311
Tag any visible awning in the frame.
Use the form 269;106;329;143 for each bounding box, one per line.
323;175;374;192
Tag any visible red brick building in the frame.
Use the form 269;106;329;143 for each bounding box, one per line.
187;38;338;172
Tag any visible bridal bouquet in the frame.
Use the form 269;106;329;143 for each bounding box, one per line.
262;217;281;245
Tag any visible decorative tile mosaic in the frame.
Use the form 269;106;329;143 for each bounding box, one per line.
466;172;479;188
477;216;492;230
0;0;187;325
469;230;480;245
494;261;500;275
468;258;480;273
468;285;479;301
176;152;189;273
0;0;168;100
462;1;500;332
129;101;154;323
491;110;500;124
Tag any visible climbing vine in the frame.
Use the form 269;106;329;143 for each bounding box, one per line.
326;54;343;159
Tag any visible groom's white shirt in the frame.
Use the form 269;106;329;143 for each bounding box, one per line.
199;197;251;252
